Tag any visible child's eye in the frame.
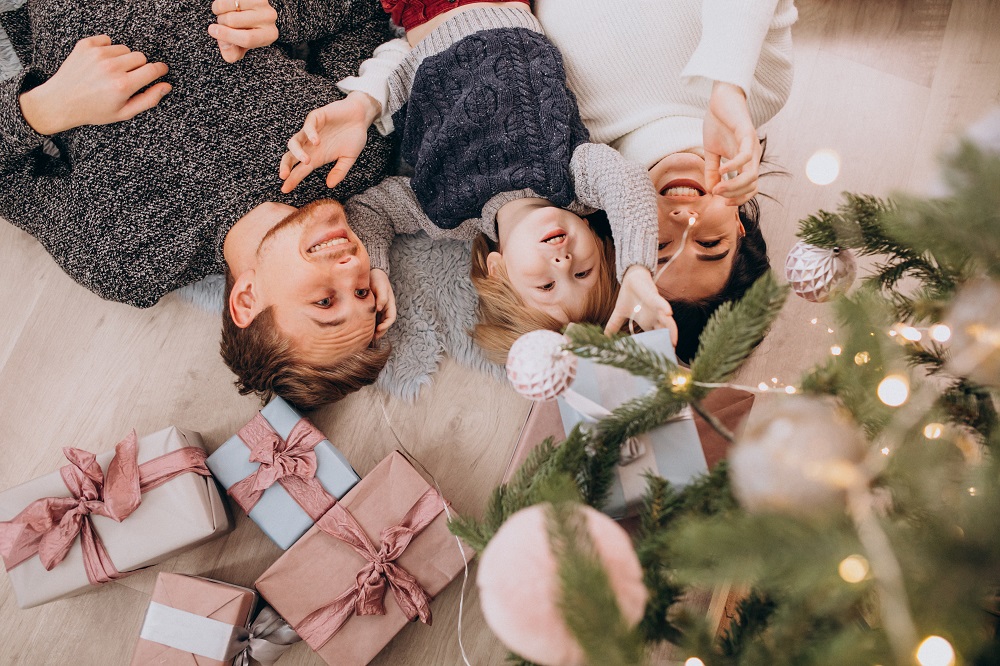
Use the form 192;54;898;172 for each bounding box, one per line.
698;239;722;248
538;282;555;291
315;297;333;308
574;269;592;279
355;289;370;298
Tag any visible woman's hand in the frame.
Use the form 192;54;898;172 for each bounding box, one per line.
703;81;762;207
604;265;678;346
279;92;381;193
370;268;397;340
18;35;170;136
209;0;279;63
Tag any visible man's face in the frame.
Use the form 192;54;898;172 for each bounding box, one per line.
251;201;377;364
491;203;601;324
649;152;744;302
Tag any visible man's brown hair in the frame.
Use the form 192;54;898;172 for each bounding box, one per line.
219;268;390;411
469;222;617;365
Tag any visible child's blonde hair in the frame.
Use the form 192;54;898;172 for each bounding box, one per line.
470;222;618;364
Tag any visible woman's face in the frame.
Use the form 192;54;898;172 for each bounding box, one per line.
649;152;744;302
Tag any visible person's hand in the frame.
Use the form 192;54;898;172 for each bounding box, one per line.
703;81;762;207
370;268;397;340
18;35;170;136
604;265;678;345
209;0;279;64
279;92;380;193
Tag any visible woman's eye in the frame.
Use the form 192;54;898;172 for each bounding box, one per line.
355;288;370;298
697;239;722;248
538;282;555;291
657;242;669;251
314;297;333;308
574;269;592;279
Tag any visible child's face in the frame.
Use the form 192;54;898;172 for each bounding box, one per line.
649;152;743;301
250;201;378;363
490;204;601;324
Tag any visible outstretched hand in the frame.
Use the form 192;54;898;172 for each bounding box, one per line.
18;35;170;136
370;268;397;340
209;0;279;63
703;81;762;207
279;92;381;193
604;265;678;345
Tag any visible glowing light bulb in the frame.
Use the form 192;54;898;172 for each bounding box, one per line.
827;327;835;334
830;345;843;356
771;377;779;384
877;375;909;407
758;382;769;391
672;374;689;387
881;447;891;456
969;487;977;496
685;659;705;666
900;326;922;342
923;423;944;439
854;351;871;365
888;329;898;337
784;386;797;394
810;318;819;325
929;324;951;343
806;149;841;185
838;555;869;583
688;217;696;226
915;636;955;666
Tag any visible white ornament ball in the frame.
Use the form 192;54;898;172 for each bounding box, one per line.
477;504;648;666
506;330;577;401
785;240;857;302
730;396;867;516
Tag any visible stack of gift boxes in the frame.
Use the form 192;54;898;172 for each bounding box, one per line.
0;331;754;665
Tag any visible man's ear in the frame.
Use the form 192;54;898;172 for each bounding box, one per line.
228;270;260;329
485;252;504;277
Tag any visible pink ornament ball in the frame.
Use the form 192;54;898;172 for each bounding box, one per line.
477;504;648;666
506;330;578;401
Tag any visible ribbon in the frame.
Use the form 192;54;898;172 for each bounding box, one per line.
227;414;335;521
294;487;445;650
140;601;300;666
561;388;647;464
0;431;210;585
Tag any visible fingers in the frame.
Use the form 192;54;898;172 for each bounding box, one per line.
115;50;148;71
124;61;170;94
325;157;356;189
302;112;322;144
208;23;278;50
217;41;248;63
279;151;298;181
376;298;397;339
118;81;172;120
78;34;113;48
704;151;722;192
603;311;627;336
280;161;315;193
287;134;312;165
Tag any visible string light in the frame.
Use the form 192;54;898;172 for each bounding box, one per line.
805;149;841;185
881;447;891;456
684;659;706;666
758;382;769;391
969;487;977;496
915;636;955;666
830;345;843;356
923;423;944;439
899;326;922;342
672;374;689;387
877;375;910;407
854;352;871;365
838;555;869;583
810;318;819;325
827;327;835;334
929;324;951;343
784;386;797;394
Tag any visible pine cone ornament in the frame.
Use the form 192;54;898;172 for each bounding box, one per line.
785;241;857;302
506;330;577;401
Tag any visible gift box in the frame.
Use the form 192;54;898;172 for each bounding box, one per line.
132;572;300;666
207;397;361;550
255;451;473;666
0;427;231;609
504;330;754;519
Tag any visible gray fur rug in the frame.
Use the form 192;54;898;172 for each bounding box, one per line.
176;232;505;401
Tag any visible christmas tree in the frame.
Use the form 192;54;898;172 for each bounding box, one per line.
452;122;1000;665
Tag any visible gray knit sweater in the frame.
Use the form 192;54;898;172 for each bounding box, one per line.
0;0;393;308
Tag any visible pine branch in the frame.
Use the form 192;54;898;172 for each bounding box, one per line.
689;272;788;388
719;590;776;658
547;502;646;666
564;323;680;384
636;476;685;643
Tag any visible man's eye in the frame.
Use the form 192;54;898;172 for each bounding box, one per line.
355;289;370;298
538;282;555;291
315;297;333;308
574;269;592;279
698;239;722;248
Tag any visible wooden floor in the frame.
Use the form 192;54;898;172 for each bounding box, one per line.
2;1;999;663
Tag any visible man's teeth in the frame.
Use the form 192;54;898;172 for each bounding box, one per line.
665;186;703;196
543;234;566;244
308;237;349;253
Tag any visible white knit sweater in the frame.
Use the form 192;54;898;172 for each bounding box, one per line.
534;0;797;168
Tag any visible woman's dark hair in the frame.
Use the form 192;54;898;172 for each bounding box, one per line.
671;199;769;363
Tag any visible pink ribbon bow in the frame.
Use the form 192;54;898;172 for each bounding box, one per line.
0;432;210;586
227;414;335;521
295;488;445;650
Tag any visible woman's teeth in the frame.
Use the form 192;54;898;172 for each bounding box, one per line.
308;237;349;253
543;234;566;244
664;186;704;196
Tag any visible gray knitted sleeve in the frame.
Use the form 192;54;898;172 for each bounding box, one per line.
569;142;659;281
0;68;50;171
272;0;381;44
345;176;484;275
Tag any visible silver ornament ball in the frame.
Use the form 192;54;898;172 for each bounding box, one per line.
506;330;577;401
785;240;857;302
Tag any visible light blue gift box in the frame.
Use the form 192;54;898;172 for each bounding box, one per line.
206;397;360;550
557;329;708;519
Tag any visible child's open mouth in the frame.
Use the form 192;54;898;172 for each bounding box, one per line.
541;229;567;245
